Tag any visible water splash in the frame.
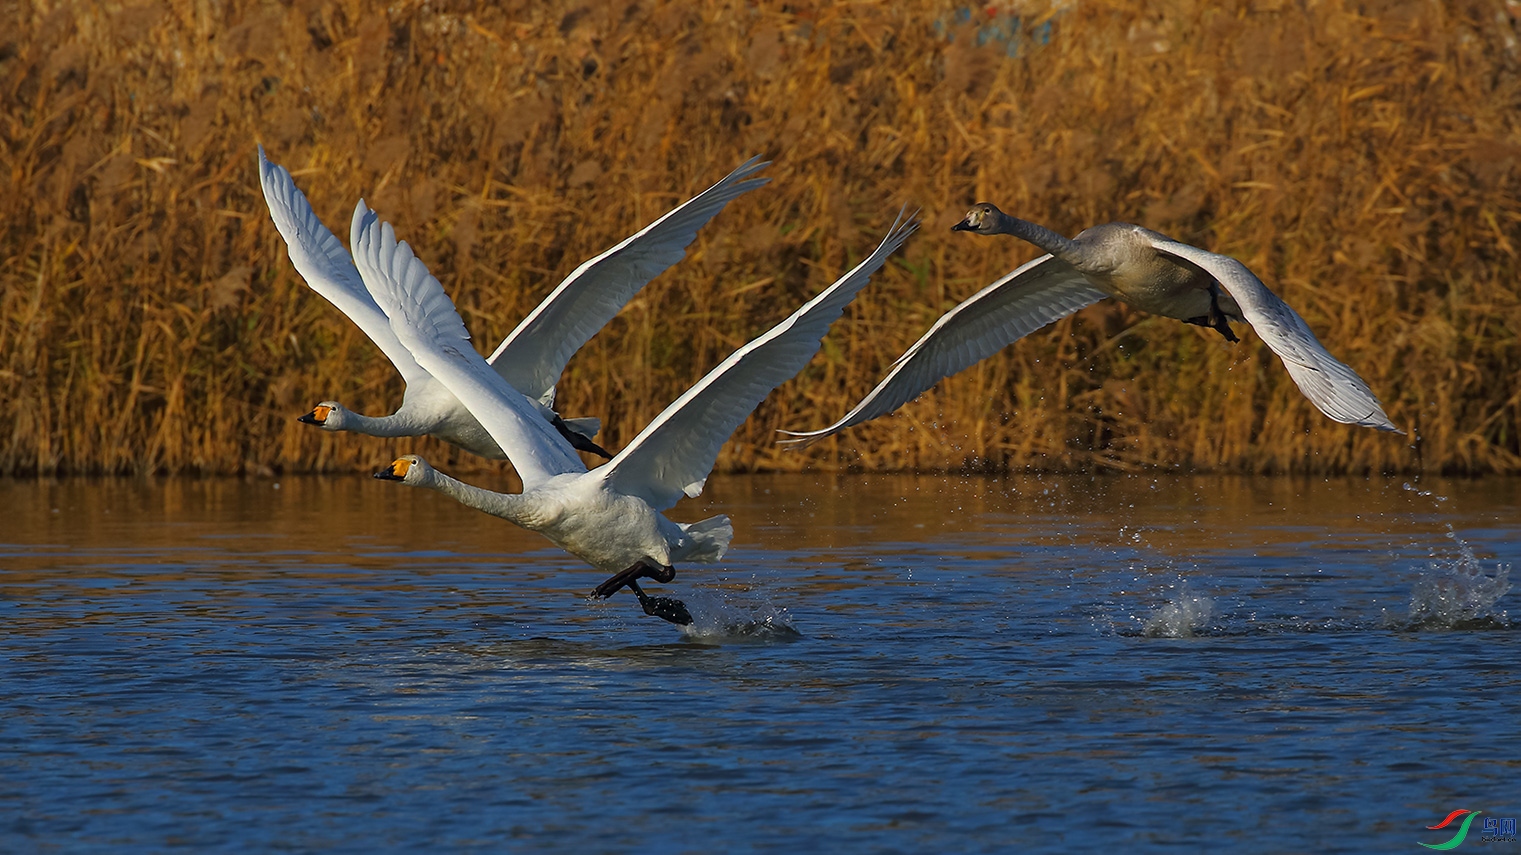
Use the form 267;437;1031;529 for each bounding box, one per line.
1391;526;1512;630
1141;583;1216;638
678;586;803;643
1401;481;1451;504
1392;482;1512;630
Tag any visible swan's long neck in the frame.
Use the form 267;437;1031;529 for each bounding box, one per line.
340;409;424;437
422;468;535;528
988;212;1083;264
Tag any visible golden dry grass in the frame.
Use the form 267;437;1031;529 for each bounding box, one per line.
3;0;1519;476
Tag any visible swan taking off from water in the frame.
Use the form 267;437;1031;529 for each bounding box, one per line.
257;146;769;460
780;202;1397;448
360;202;919;624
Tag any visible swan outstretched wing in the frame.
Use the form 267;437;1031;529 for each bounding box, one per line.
256;147;429;385
351;204;587;487
598;212;920;510
488;157;771;402
1148;237;1400;432
778;255;1107;447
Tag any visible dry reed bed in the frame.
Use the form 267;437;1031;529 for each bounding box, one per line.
2;0;1519;476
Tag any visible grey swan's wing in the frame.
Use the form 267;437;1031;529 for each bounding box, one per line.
778;254;1107;447
1145;236;1400;432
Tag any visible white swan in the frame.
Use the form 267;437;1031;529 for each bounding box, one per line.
359;202;919;624
780;202;1398;447
257;146;769;459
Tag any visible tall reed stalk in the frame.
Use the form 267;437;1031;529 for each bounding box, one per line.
3;0;1518;476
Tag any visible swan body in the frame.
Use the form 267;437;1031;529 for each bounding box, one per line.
258;146;769;459
383;459;732;572
780;203;1396;447
953;204;1243;325
359;201;918;622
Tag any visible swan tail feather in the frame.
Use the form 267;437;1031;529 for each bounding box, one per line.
678;515;733;563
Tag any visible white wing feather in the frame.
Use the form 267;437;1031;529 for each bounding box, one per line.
1147;237;1400;432
597;212;921;510
488;157;771;401
778;255;1107;447
351;206;588;488
256;147;430;386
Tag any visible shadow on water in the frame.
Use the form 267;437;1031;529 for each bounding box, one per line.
2;472;1519;852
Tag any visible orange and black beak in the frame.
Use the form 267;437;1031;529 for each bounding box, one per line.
373;458;410;481
298;405;332;425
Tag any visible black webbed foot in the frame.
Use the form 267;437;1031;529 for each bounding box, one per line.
627;580;693;626
552;416;614;459
592;559;676;599
1209;312;1239;343
592;561;688;624
1206;282;1240;342
567;431;614;459
1184;288;1240;343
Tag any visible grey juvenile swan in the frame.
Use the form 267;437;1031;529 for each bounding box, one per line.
780;202;1398;447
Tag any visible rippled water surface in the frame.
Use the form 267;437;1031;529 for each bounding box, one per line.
3;473;1519;852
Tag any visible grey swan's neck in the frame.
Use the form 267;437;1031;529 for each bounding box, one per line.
985;210;1084;263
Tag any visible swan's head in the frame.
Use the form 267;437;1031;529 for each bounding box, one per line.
951;202;1006;235
297;401;348;430
373;454;434;486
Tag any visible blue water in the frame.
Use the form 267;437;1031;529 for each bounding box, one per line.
2;474;1518;853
